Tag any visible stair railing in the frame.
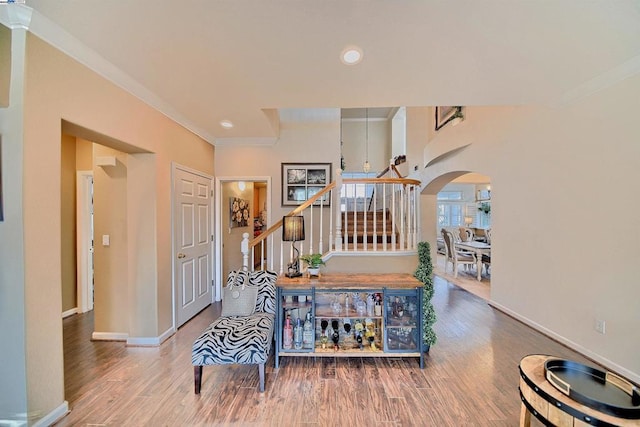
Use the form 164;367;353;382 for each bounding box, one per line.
242;175;420;273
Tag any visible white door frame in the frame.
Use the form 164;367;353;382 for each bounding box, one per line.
171;163;214;329
76;170;94;313
214;176;271;301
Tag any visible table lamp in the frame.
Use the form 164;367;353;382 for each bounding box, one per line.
282;215;305;278
464;216;473;227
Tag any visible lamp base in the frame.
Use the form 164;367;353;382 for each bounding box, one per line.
285;271;303;278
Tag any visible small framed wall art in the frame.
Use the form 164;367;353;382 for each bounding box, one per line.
435;106;464;131
281;163;332;207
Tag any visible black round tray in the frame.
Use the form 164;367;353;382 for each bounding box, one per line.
544;359;640;419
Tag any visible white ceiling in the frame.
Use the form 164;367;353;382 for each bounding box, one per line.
21;1;640;144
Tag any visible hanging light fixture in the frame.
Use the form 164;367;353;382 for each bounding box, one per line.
363;108;371;173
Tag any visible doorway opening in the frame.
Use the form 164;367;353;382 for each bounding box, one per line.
215;177;271;299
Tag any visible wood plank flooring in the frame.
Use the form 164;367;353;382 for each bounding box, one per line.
55;276;592;426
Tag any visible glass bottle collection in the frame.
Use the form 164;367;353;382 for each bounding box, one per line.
282;292;418;352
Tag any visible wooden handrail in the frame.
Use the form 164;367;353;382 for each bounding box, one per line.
248;176;420;249
249;182;337;248
343;177;420;185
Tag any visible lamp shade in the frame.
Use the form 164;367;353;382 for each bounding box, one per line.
282;216;305;242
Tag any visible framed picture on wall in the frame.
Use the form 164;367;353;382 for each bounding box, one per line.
229;197;250;228
281;163;332;206
435;106;464;131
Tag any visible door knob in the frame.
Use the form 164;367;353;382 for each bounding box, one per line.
177;253;186;259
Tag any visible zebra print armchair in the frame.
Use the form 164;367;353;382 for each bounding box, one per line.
192;269;277;393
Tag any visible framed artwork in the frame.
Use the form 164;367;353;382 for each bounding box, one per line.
476;189;491;201
229;197;250;228
435;106;464;131
281;162;332;206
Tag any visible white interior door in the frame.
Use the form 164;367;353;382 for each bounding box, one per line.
174;166;213;327
76;171;94;313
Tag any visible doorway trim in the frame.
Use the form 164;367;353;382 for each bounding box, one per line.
76;170;94;313
171;162;214;330
214;176;271;300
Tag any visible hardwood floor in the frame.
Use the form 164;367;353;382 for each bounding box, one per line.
56;276;591;426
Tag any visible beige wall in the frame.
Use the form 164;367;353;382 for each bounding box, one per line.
0;26;28;421
415;77;640;382
0;24;10;107
215;117;340;272
92;145;129;334
60;134;77;312
13;33;214;420
342;118;389;174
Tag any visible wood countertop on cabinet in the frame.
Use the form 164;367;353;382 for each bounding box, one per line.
276;273;422;290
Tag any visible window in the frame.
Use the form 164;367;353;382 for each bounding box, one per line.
437;191;462;201
437;203;464;227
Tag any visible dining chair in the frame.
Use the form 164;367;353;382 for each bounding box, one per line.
442;229;476;278
459;227;475;242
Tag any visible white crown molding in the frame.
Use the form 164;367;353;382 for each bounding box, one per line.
0;3;32;29
20;7;217;145
553;53;640;108
214;137;278;147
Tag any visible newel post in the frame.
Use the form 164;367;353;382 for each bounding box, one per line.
334;169;343;251
241;232;249;270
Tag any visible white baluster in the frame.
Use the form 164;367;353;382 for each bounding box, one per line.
382;183;387;251
391;184;397;250
373;183;378;251
241;232;249;270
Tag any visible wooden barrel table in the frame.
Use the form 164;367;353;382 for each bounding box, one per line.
519;354;640;426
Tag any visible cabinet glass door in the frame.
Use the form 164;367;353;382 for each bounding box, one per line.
384;291;420;352
280;290;314;352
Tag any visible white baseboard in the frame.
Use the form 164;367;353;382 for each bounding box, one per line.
126;327;175;347
489;300;640;385
61;308;78;318
91;331;128;341
32;401;68;427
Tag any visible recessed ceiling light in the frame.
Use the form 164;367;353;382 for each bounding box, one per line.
220;120;234;129
341;46;363;65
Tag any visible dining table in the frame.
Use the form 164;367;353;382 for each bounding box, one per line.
455;240;491;281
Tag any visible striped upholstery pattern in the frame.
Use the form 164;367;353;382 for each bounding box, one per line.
192;312;275;365
192;269;277;392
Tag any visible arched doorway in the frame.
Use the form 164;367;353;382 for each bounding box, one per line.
421;171;492;300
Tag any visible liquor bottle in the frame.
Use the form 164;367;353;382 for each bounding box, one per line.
294;317;303;350
374;293;382;316
283;315;293;349
303;311;314;349
367;294;375;316
392;296;404;318
331;319;340;350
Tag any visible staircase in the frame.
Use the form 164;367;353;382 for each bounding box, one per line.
343;209;397;245
244;175;421;275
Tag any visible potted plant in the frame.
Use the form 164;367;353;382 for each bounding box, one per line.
300;253;325;277
414;241;437;351
478;202;491;215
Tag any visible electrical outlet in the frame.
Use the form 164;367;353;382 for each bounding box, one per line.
595;319;606;334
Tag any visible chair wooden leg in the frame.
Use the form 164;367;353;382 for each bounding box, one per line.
258;363;265;392
194;365;202;394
